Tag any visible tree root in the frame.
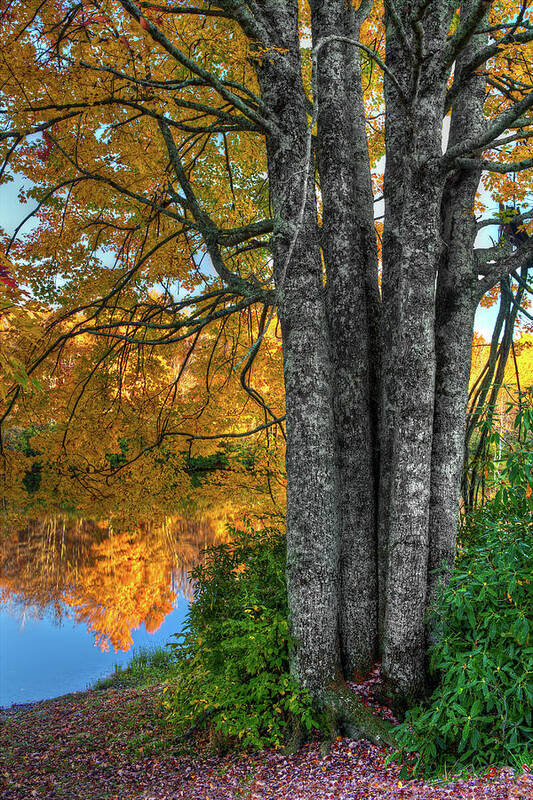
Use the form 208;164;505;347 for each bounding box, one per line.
372;676;428;719
283;681;397;753
283;713;306;755
321;681;397;748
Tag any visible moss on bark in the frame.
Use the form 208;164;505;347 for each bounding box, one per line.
321;681;397;747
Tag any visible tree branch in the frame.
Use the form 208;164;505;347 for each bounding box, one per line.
218;219;274;247
456;155;533;173
139;3;229;17
443;90;533;165
450;29;533;84
443;0;494;69
501;276;533;321
159;416;287;443
477;208;533;230
383;0;412;60
477;239;533;295
77;60;265;113
0;110;84;142
313;34;407;104
157;119;263;292
478;129;533;149
117;0;279;135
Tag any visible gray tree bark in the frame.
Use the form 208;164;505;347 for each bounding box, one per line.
5;0;533;741
380;2;453;703
255;0;342;695
311;0;380;677
248;0;533;709
428;1;487;624
217;0;533;712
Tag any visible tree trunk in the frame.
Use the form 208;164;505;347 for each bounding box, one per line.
255;3;341;694
379;4;450;703
463;271;528;507
429;250;477;623
280;246;341;694
381;178;439;702
428;1;487;622
311;0;379;677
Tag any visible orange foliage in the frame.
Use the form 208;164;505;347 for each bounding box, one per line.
470;330;533;429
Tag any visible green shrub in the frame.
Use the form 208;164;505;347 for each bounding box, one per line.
184;448;230;487
493;394;532;517
394;503;533;775
477;386;533;522
166;529;320;748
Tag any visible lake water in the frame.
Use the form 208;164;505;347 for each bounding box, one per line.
0;515;226;707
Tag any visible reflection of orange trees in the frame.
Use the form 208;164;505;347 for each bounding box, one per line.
0;516;94;617
64;532;177;651
0;515;226;651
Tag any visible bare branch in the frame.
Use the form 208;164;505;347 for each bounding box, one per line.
477;239;533;295
456;155;533;173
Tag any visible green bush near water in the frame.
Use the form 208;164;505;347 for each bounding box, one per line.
166;529;320;748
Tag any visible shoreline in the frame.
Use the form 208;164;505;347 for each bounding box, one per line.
0;694;74;718
0;648;165;717
0;684;106;718
0;700;41;716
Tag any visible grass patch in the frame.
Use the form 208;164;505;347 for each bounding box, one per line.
92;645;177;691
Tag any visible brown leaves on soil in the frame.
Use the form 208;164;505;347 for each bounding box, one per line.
0;683;531;800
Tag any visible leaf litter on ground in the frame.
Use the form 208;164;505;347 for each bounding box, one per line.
0;675;531;800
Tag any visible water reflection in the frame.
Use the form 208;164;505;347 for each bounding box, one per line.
0;515;227;652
